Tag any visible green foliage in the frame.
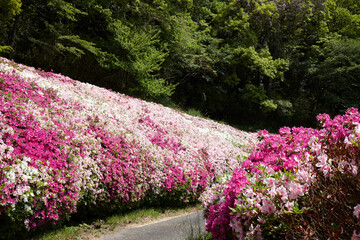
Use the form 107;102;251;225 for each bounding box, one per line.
56;35;120;69
0;0;22;55
327;0;360;38
56;36;88;57
0;0;22;23
109;18;175;98
138;75;176;98
234;47;289;81
47;0;86;22
241;84;268;105
275;99;294;118
260;99;278;113
0;0;359;128
0;46;13;55
308;37;360;115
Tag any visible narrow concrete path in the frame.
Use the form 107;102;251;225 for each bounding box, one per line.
99;210;206;240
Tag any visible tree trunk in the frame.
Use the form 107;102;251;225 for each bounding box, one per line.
9;17;19;60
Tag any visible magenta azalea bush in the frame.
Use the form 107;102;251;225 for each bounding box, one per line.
202;108;360;239
0;58;256;236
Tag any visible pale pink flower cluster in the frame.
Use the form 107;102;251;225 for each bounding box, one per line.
203;108;360;239
354;231;360;240
354;204;360;219
0;57;256;180
227;164;312;239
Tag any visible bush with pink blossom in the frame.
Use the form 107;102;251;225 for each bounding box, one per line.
0;58;256;239
203;108;360;239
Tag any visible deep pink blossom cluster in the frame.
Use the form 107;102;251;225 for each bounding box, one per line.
203;108;360;239
0;58;256;231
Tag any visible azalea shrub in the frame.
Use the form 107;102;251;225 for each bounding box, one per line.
0;58;256;238
202;108;360;239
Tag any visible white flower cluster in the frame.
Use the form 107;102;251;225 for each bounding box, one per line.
4;157;42;216
5;157;40;201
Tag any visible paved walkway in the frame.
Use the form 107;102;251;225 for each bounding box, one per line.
99;210;206;240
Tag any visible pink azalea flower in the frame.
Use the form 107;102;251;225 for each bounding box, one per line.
260;199;276;214
355;124;360;136
353;204;360;218
353;230;360;240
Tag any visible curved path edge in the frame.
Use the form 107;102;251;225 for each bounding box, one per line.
99;210;206;240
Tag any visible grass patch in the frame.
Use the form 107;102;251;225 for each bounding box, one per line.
185;224;213;240
187;231;213;240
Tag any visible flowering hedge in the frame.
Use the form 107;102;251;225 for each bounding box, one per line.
202;108;360;239
0;58;256;237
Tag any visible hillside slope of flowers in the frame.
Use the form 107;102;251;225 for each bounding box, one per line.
202;108;360;239
0;58;256;237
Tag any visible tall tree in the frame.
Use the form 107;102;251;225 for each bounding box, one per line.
0;0;22;54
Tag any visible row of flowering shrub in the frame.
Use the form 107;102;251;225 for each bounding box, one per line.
202;108;360;239
0;58;256;237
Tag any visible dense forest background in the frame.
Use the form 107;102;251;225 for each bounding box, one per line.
1;0;359;130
